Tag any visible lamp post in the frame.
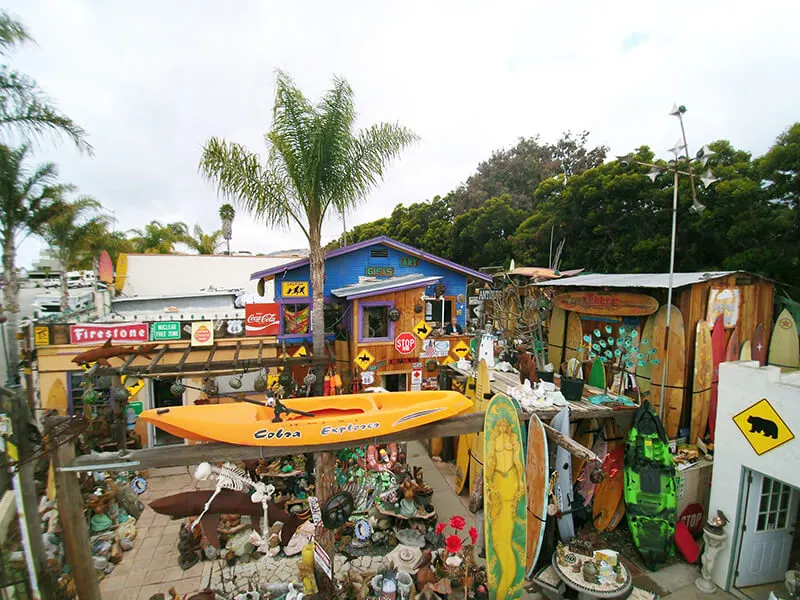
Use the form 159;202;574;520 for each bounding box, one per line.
619;104;719;423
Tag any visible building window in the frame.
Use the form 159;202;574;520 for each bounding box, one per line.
360;301;394;342
283;303;310;335
324;302;345;334
69;372;111;417
425;298;453;325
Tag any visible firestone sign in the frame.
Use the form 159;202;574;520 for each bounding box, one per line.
245;303;280;336
70;323;149;345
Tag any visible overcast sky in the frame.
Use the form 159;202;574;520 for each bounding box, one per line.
6;0;800;269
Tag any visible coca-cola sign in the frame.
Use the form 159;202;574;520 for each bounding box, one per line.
245;303;280;336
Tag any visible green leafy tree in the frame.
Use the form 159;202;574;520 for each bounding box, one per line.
199;70;416;571
452;194;527;268
219;203;235;254
184;224;224;255
80;228;135;269
40;197;110;311
128;220;190;254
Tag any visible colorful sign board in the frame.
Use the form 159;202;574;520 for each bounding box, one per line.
554;291;659;316
394;332;417;355
706;287;741;328
411;363;423;391
34;326;50;347
151;321;181;341
282;281;309;298
127;400;144;415
400;257;420;267
245;303;280;336
191;321;214;347
355;349;375;370
453;340;470;358
422;339;450;358
69;323;149;345
414;319;431;340
733;398;794;455
365;266;395;277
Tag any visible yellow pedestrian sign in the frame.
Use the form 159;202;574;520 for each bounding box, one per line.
414;320;432;340
453;340;470;358
733;398;794;456
354;349;375;370
121;375;145;398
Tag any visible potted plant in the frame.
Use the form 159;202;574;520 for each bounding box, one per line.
560;358;585;401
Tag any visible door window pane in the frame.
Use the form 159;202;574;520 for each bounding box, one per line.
283;304;310;334
363;305;389;339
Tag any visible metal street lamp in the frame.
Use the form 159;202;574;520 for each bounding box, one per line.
618;104;719;423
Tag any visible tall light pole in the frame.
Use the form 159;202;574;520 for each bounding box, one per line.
619;104;719;423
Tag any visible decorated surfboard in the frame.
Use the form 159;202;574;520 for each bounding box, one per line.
739;340;752;361
708;315;725;441
525;414;549;577
649;304;686;439
768;308;800;369
624;401;678;571
724;328;740;363
588;359;606;390
548;306;567;374
690;320;713;445
469;360;491;497
752;323;767;366
607;494;626;532
563;311;584;363
577;422;607;507
454;375;477;494
551;407;575;542
635;315;656;399
484;393;527;600
98;249;114;284
593;420;624;532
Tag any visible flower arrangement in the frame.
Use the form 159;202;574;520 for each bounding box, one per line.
434;515;479;595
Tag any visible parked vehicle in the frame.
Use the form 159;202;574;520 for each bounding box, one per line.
32;291;94;316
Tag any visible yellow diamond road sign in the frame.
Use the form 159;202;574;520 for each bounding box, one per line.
354;349;375;370
442;355;455;365
453;340;470;357
414;320;431;340
293;345;308;358
733;398;794;456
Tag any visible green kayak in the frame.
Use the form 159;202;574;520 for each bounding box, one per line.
624;400;677;570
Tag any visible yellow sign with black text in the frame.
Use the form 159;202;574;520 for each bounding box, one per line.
453;340;470;358
414;320;431;340
354;349;375;370
34;326;50;347
282;281;309;298
733;398;794;456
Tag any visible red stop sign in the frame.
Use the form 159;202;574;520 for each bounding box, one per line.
395;332;417;355
679;502;705;536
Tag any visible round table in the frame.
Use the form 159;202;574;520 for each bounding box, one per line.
551;551;632;600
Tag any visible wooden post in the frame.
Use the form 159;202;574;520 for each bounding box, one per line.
52;439;102;600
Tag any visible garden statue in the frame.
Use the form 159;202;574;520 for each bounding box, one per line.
299;543;318;595
582;559;600;584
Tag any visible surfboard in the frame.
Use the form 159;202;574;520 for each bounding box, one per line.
484;393;527;600
525;414;549;577
98;249;114;284
577;422;607;507
708;315;725;442
572;419;594;484
624;400;678;571
636;315;656;400
752;323;767;366
588;359;606;390
739;340;752;361
768;308;800;369
454;375;476;494
649;304;686;439
548;306;567;374
607;495;626;532
48;379;68;414
724;328;740;363
690;320;713;445
551;407;575;542
593;420;624;533
469;360;491;497
563;312;584;364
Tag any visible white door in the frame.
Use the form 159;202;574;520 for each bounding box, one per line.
735;471;799;588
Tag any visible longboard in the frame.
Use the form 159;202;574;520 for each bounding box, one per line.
624;400;677;571
454;375;477;494
469;360;491;496
551;407;575;542
607;495;626;532
739;340;752;361
572;419;594;484
525;414;549;577
593;420;624;532
649;304;686;439
484;393;527;600
563;312;584;364
588;359;606;390
636;315;657;400
48;379;68;413
752;323;767;366
768;308;799;369
708;315;725;441
548;306;567;374
577;422;607;507
724;328;740;363
690;320;713;444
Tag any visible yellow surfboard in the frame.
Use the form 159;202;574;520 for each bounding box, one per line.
454;374;477;494
547;306;567;374
563;311;584;364
690;320;713;445
650;305;686;439
636;315;656;399
768;308;799;370
739;340;752;361
469;360;490;497
48;378;68;414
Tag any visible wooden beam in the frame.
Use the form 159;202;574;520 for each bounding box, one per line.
148;345;169;370
88;355;332;377
542;422;599;462
176;345;192;371
119;352;138;373
203;346;217;370
257;340;263;362
233;341;241;363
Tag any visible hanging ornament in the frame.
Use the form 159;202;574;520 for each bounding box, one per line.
171;380;186;396
113;387;129;403
229;374;243;390
82;388;98;405
605;325;613;334
253;371;267;393
203;377;219;397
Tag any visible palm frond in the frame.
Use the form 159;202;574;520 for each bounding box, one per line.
0;12;31;55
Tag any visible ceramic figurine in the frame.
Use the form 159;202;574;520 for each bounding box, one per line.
582;559;600;584
299;543;318;595
399;476;417;517
413;466;433;495
556;541;568;566
414;549;438;592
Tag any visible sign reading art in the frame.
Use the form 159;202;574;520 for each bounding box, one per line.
191;321;214;347
281;281;309;298
365;266;394;277
70;323;149;345
733;398;794;456
554;291;659;316
400;257;420;267
706;287;740;328
245;303;280;336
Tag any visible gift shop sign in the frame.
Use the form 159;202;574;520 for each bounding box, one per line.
70;323;149;345
245;303;280;336
394;332;417;355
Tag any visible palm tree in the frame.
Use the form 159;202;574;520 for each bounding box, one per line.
127;220;189;254
185;224;224;255
199;71;416;586
0;11;91;152
40;197;111;312
0;143;69;382
219;203;235;255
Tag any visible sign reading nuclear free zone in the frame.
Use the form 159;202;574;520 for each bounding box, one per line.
733;398;795;456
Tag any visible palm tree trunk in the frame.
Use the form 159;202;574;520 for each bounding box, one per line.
1;235;20;385
60;265;69;314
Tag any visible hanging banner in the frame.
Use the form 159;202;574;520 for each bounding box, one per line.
706;287;740;328
191;321;214;347
69;323;149;345
245;303;280;336
555;291;659;316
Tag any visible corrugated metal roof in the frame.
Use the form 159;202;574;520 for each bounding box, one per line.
332;273;441;299
533;271;737;289
507;267;585;279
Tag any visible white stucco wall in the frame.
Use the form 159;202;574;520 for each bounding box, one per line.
709;361;800;590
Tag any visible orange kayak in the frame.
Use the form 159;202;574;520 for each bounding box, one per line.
140;391;473;446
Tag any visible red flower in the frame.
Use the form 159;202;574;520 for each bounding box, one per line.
445;534;463;554
469;526;478;545
449;515;466;531
435;522;446;535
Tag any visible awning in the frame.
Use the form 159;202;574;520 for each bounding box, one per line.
332;274;442;300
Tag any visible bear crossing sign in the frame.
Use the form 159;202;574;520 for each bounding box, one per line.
733;398;794;456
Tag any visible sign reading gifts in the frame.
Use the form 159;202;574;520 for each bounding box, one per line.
69;323;149;345
245;303;280;336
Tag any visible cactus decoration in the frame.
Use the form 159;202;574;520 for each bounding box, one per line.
584;324;660;397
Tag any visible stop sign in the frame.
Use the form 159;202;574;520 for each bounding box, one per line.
679;502;705;536
395;332;417;355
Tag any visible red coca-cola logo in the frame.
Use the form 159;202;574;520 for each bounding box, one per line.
245;303;280;336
